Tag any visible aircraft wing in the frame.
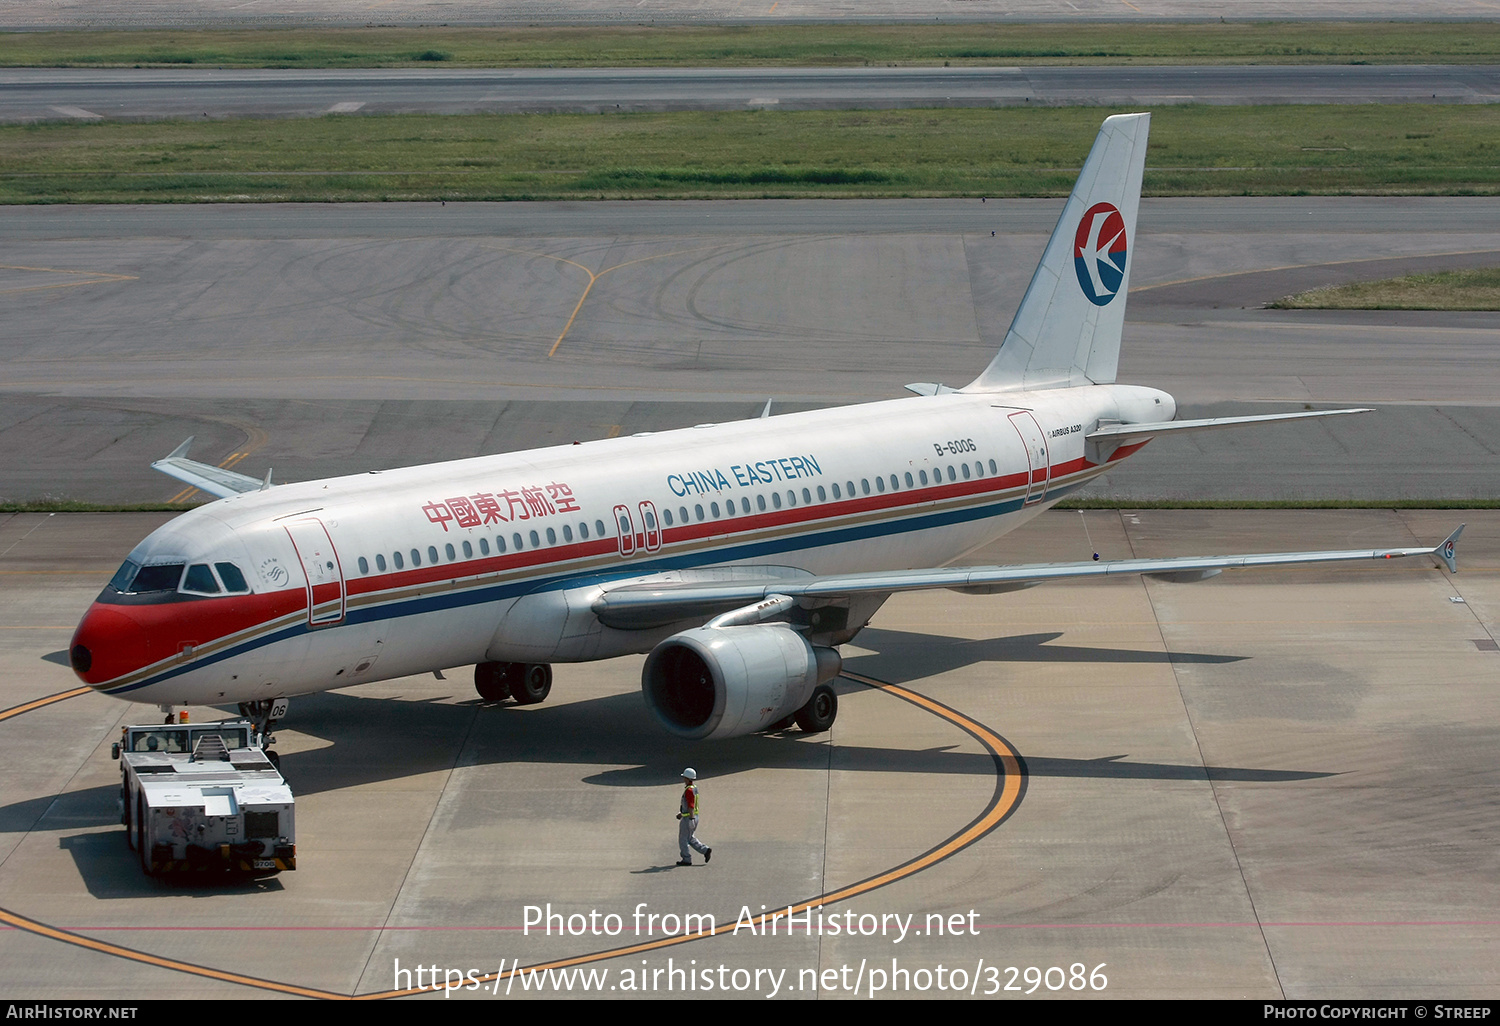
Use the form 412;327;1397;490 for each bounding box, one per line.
151;437;269;499
592;526;1463;630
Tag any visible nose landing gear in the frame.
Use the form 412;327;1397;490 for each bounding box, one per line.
474;661;553;705
237;698;288;766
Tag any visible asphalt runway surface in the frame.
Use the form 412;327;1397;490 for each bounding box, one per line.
1;0;1494;29
1;197;1497;505
1;508;1496;999
9;64;1500;123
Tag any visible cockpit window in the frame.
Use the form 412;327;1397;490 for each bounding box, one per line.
118;563;185;594
182;564;221;595
109;560;140;592
215;563;250;594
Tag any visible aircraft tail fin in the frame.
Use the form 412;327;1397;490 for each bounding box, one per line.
963;112;1150;393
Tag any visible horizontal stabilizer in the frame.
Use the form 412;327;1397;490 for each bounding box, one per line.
593;528;1461;629
1087;408;1372;446
151;438;266;499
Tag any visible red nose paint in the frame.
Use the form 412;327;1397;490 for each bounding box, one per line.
70;604;152;687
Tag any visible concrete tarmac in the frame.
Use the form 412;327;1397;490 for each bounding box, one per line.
0;508;1495;999
2;198;1498;504
7;65;1498;123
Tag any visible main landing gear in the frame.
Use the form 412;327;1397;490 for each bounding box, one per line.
474;661;553;705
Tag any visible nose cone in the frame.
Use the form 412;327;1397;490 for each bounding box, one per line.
70;604;148;689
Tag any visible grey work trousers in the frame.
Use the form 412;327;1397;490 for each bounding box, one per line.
679;816;709;861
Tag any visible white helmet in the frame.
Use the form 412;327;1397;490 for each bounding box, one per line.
682;768;697;780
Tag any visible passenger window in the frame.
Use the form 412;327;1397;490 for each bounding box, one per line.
975;461;984;477
215;562;249;592
546;528;556;545
802;488;811;504
741;498;751;514
445;543;456;561
695;504;705;521
563;525;573;542
182;564;220;594
832;483;842;499
358;557;369;575
393;551;404;570
663;508;674;526
875;477;885;493
989;459;998;474
772;493;782;510
817;486;826;502
786;490;795;507
904;472;914;488
462;541;473;558
861;479;870;495
889;474;898;491
376;554;387;572
947;465;956;481
710;502;720;518
428;545;439;564
595;520;606;537
679;507;689;524
962;464;971;480
578;523;588;540
529;530;540;548
646;511;657;530
479;538;490;555
513;533;524;551
757;494;767;511
411;549;421;567
920;470;929;486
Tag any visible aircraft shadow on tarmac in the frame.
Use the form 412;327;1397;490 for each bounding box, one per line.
18;626;1323;898
848;627;1246;685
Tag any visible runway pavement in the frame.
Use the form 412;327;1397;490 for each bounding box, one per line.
7;64;1499;123
0;508;1495;999
1;197;1497;504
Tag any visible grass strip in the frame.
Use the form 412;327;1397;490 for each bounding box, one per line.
3;22;1500;68
2;104;1497;203
1270;267;1500;310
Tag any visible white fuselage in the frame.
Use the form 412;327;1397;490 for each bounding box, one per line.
73;384;1172;707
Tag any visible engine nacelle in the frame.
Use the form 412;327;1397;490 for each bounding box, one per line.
642;625;841;740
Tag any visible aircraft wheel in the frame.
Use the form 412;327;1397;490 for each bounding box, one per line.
474;661;511;702
509;663;552;705
794;685;838;734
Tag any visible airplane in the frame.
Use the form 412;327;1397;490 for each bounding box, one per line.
68;112;1462;755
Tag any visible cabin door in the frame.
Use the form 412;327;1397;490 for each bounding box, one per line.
283;517;346;626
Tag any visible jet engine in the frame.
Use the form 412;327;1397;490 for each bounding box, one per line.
641;624;842;740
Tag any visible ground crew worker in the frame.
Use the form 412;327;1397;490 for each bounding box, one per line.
676;768;712;867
